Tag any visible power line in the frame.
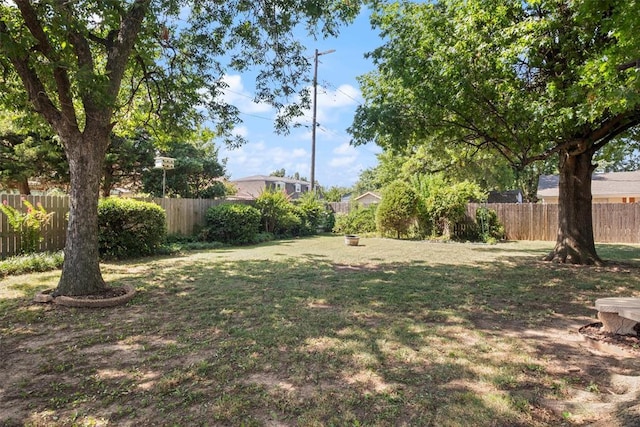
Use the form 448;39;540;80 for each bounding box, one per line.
237;111;273;122
325;82;363;105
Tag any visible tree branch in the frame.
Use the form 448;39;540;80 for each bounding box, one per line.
13;0;77;132
617;59;640;72
0;21;62;128
105;0;150;104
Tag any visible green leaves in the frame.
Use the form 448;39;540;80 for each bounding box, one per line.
351;0;640;173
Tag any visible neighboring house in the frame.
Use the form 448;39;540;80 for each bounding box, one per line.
353;191;382;207
229;175;311;200
487;190;523;204
340;192;352;203
537;170;640;203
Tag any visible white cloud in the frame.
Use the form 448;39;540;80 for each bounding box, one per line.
281;83;362;130
333;142;356;155
221;141;310;180
329;156;357;168
315;84;361;124
220;75;273;114
318;85;362;108
232;125;249;138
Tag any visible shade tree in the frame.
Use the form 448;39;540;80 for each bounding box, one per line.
0;0;360;295
350;0;640;264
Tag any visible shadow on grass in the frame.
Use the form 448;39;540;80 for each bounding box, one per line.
2;247;640;426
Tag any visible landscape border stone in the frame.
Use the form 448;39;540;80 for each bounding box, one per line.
578;322;640;358
34;284;136;308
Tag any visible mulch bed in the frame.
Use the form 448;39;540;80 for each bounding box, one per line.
68;287;129;300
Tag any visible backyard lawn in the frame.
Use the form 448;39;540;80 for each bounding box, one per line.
1;236;640;426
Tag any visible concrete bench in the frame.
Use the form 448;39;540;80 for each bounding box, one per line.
595;297;640;336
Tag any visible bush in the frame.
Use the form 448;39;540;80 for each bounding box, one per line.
277;206;304;236
376;181;419;238
0;199;54;254
294;192;326;235
476;207;505;243
333;204;377;235
0;251;64;278
254;190;292;234
98;198;167;259
412;175;486;239
203;203;261;244
320;209;336;232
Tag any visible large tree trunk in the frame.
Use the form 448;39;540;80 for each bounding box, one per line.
544;150;603;265
15;176;30;195
55;130;109;296
102;166;114;198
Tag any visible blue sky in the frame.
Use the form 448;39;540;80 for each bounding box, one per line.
218;10;382;189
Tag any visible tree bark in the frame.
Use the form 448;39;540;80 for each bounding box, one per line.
15;176;31;195
102;166;114;198
54;129;109;296
544;149;603;265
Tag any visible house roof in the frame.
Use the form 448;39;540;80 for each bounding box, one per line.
354;191;382;202
537;170;640;198
231;175;310;185
487;190;523;203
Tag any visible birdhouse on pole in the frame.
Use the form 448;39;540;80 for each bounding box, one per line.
154;156;175;170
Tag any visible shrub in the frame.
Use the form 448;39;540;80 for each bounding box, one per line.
0;251;64;278
412;175;486;239
376;181;419;238
320;209;336;232
98;198;167;259
204;203;261;244
277;206;304;236
476;207;505;243
333;204;377;235
0;198;54;254
254;190;292;234
294;192;326;235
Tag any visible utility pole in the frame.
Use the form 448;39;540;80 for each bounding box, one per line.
311;48;335;192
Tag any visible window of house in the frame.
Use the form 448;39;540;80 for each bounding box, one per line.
295;183;301;193
274;181;285;191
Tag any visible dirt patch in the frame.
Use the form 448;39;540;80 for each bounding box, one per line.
333;263;384;272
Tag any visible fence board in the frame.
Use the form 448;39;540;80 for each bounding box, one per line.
0;195;69;258
4;196;640;259
328;202;350;214
151;198;254;236
468;203;640;243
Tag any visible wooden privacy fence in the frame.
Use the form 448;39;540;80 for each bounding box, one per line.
0;196;253;258
467;203;640;243
328;202;350;214
0;195;69;259
3;197;640;258
151;198;253;236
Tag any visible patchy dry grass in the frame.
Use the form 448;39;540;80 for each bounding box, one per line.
1;237;640;426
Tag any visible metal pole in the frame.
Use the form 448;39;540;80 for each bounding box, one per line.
311;49;319;192
310;48;335;193
162;169;166;198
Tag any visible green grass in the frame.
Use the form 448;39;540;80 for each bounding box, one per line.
0;251;64;278
1;236;640;426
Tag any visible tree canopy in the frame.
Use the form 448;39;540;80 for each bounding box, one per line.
143;135;228;198
0;111;67;194
0;0;361;295
350;0;640;264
